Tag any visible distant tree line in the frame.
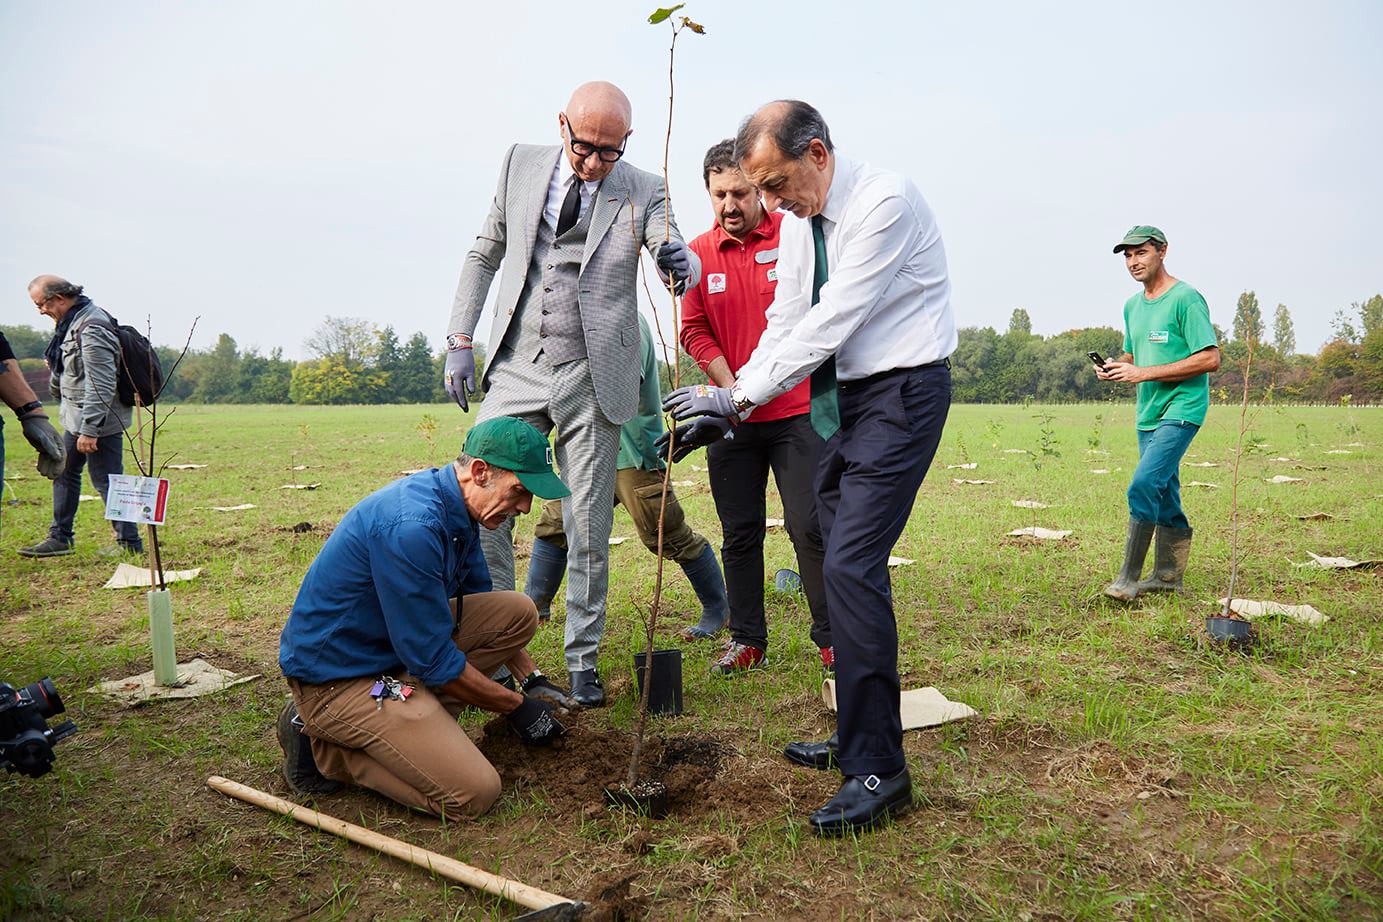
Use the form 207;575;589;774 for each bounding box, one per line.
3;316;483;406
4;293;1380;405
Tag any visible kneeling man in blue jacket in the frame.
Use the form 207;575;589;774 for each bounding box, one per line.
278;417;575;819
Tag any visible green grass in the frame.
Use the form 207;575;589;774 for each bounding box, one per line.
1;401;1380;920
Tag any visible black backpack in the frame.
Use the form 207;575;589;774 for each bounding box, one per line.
77;316;164;407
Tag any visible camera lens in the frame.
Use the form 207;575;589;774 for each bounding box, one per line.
21;678;64;720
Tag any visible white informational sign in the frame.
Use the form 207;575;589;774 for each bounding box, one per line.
103;474;170;526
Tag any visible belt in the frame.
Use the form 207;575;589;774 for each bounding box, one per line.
839;357;950;391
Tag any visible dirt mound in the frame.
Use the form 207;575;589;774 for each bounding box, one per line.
477;719;731;819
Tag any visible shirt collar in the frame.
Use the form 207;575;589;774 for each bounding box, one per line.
713;209;777;249
819;153;857;226
435;464;475;535
558;151;600;191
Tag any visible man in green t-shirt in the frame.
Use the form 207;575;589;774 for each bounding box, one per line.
524;315;729;667
1096;226;1220;601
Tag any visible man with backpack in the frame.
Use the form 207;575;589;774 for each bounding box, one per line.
18;275;145;558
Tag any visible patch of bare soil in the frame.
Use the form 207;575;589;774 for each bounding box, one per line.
477;720;729;821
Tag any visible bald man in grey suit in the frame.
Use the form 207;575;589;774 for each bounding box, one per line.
443;81;700;707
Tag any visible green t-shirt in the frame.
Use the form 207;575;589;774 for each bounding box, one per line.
617;314;667;472
1122;280;1218;430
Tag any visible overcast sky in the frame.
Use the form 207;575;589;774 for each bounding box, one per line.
3;1;1379;359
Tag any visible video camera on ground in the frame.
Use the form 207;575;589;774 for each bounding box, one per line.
1;678;77;778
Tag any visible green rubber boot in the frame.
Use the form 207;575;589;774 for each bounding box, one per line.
1104;518;1155;602
1137;526;1193;593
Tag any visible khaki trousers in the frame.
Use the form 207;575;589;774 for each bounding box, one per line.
286;591;536;819
534;466;708;563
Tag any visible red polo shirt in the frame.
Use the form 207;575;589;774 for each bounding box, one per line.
680;211;809;422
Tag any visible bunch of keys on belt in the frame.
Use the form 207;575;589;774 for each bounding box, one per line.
369;675;414;710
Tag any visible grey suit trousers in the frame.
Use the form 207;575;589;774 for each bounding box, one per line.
477;348;618;673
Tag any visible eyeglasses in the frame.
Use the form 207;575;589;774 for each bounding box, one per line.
34;296;53;310
563;113;628;163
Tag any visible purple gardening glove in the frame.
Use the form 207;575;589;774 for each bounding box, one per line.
662;383;737;421
444;346;476;411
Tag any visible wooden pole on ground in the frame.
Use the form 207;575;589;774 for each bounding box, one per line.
205;776;582;913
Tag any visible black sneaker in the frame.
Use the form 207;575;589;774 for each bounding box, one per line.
276;700;342;796
17;537;75;558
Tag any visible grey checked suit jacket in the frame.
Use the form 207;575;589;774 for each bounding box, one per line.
448;144;701;425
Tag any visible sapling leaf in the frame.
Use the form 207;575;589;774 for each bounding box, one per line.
648;4;684;23
680;16;706;33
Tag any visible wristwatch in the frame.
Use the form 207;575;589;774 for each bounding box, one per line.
16;399;44;419
730;387;754;414
445;332;472;352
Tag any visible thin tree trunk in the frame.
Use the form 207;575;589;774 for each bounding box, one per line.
1223;336;1256;615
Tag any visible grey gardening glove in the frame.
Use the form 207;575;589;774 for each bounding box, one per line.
507;696;566;746
656;241;692;295
443;347;476;411
19;410;66;480
655;417;733;463
662;383;737;421
521;673;577;713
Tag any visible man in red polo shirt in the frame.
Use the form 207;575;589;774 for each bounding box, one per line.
670;139;832;675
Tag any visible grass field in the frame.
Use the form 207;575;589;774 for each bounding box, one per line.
2;400;1380;920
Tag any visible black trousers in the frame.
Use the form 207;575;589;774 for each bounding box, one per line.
707;414;831;650
818;363;951;778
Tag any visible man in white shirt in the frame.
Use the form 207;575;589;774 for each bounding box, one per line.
664;100;956;836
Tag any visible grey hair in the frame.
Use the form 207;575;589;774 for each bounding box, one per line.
733;100;833;163
33;277;84;300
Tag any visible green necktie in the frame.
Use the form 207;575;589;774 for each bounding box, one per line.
809;215;840;440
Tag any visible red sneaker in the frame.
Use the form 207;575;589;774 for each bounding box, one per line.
819;646;835;672
711;642;766;675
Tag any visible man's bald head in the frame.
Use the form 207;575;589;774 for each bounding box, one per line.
566;81;632;131
559;81;633;182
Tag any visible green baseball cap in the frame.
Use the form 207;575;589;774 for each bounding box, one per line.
463;417;570;499
1113;225;1167;253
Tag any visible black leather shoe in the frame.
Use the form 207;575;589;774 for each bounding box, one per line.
783;731;838;770
568;669;605;708
808;768;912;837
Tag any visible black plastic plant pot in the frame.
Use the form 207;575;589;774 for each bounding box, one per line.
774;568;802;593
604;779;669;818
1206;616;1253;644
633;649;683;716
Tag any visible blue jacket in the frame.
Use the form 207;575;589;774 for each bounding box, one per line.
279;466;492;686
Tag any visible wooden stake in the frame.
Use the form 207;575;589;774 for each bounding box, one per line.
205;776;581;913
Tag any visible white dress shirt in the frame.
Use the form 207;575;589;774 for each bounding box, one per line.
542;153;600;231
734;154;957;407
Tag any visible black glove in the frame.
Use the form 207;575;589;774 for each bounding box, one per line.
521;672;577;712
19;410;66;480
655;417;733;463
656;241;692;295
507;696;566;745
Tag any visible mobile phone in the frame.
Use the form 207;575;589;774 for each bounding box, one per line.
1087;351;1107;368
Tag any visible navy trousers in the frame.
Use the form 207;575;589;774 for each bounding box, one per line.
816;362;951;778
